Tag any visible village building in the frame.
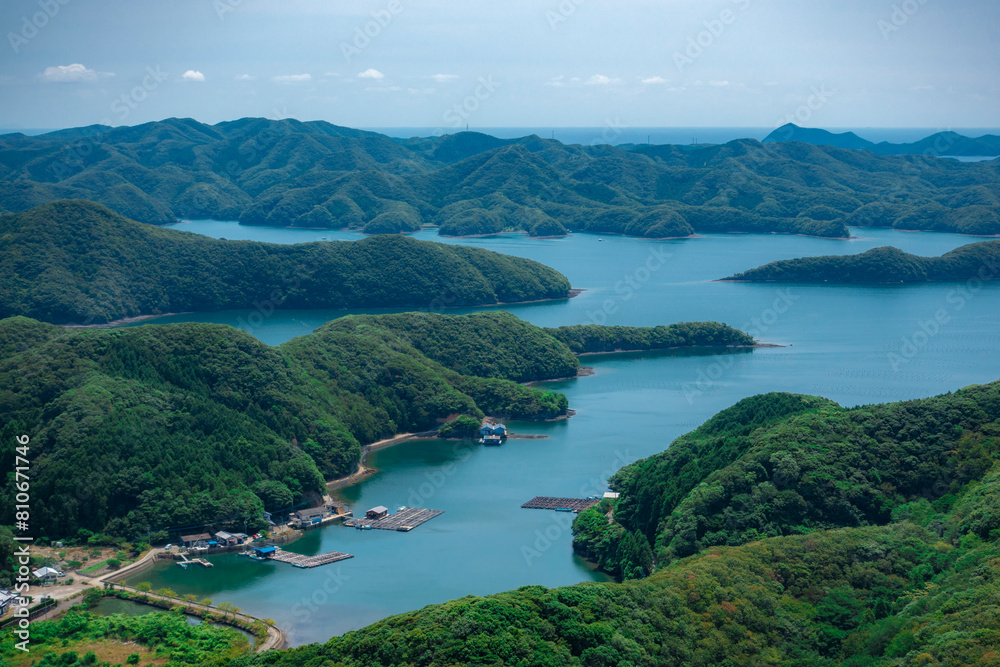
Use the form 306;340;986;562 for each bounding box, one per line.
179;533;213;549
0;590;17;615
213;531;243;547
289;506;331;529
32;567;60;584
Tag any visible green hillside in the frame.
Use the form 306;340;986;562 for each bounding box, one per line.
0;200;571;324
3;118;998;238
545;322;755;355
235;381;1000;667
724;241;1000;283
0;312;748;542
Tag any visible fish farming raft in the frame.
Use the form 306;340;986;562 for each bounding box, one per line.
521;496;602;513
345;507;444;532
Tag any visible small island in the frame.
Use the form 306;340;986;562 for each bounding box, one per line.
721;241;1000;284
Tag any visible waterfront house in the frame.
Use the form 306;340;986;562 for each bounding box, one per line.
0;590;16;615
179;533;212;549
214;531;238;546
231;532;250;544
289;507;331;529
366;506;389;520
32;567;60;584
252;546;277;559
479;421;508;438
603;492;620;499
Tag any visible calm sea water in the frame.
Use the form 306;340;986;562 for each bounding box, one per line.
130;222;1000;646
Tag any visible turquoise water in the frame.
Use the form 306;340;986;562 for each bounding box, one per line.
130;222;1000;646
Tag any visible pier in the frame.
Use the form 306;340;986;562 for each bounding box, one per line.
177;554;213;568
345;507;444;531
521;496;602;513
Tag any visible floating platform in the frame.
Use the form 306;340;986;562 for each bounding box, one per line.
521;496;602;513
178;557;213;568
345;507;444;532
249;548;354;568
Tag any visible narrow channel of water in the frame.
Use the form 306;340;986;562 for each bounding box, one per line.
127;223;1000;645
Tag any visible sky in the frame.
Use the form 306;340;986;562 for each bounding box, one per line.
0;0;997;132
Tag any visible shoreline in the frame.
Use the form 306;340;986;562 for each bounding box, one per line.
326;432;437;493
56;291;584;331
62;312;191;329
573;343;782;357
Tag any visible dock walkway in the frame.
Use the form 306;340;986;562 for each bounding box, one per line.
345;507;444;531
521;496;602;512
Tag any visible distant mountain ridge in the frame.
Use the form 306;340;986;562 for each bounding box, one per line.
1;117;999;237
764;123;1000;156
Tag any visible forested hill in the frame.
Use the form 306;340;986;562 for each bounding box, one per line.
0;312;749;542
723;241;1000;283
545;322;754;354
2;117;999;238
0;200;570;324
764;122;1000;157
237;382;1000;667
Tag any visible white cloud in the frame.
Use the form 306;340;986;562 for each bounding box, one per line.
38;63;111;83
357;68;385;80
708;80;730;87
430;73;459;83
235;73;255;81
911;84;935;92
641;76;668;85
545;75;566;88
272;73;312;84
182;70;206;82
586;74;621;86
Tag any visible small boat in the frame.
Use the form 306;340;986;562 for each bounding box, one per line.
397;506;407;512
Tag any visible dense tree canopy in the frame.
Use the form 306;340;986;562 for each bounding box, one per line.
0;311;746;543
725;241;1000;283
234;381;1000;667
3;119;997;239
0;200;571;324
